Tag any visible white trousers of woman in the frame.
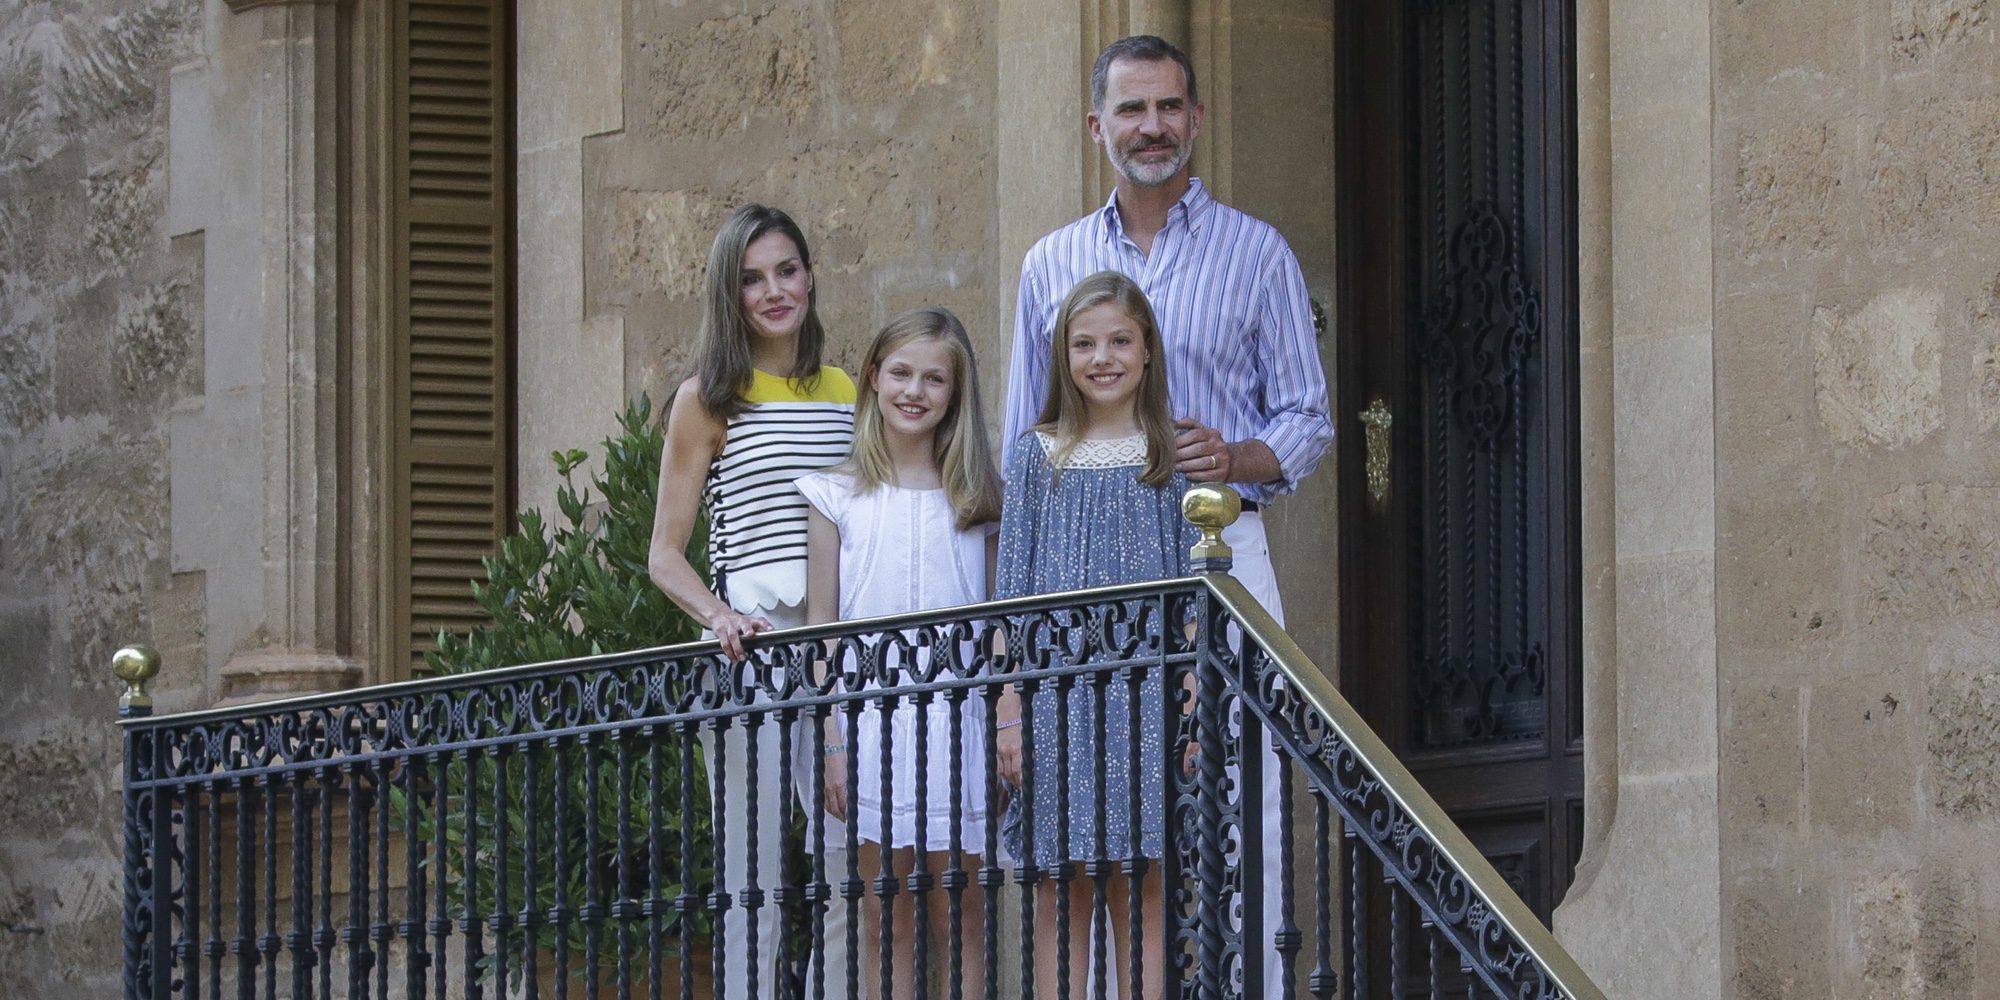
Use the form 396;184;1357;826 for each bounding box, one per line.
701;607;852;1000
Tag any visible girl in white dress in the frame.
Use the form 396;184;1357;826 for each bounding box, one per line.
796;306;1003;1000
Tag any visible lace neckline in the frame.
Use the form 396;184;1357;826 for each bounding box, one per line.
1035;431;1148;469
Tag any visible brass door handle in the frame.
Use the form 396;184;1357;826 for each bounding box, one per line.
1360;398;1392;506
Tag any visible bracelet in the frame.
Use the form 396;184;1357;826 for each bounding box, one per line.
822;742;848;758
994;718;1021;731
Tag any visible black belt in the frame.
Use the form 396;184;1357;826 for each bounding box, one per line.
1239;499;1261;513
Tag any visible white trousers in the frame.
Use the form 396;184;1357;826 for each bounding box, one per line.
699;718;852;1000
1219;514;1297;1000
701;608;853;1000
1084;513;1293;999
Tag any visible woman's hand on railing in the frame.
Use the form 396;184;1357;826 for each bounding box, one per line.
707;609;773;660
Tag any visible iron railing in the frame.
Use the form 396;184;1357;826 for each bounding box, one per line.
118;494;1605;999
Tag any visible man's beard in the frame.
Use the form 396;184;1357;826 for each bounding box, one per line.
1106;133;1193;187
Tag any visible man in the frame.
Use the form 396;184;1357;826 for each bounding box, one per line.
1001;33;1334;997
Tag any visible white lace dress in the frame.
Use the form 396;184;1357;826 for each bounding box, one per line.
796;470;996;853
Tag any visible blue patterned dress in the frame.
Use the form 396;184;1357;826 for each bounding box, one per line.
996;431;1196;865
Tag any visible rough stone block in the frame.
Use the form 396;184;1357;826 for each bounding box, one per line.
1728;872;1830;999
1805;671;1917;835
1732;120;1845;261
1812;288;1943;449
754;141;923;275
1868;95;2000;246
0;318;51;434
1715;0;1859;99
1862;483;2000;624
1721;684;1804;832
1971;270;2000;434
1923;613;2000;819
1846;868;1977;998
603;186;737;302
111;277;194;395
835;0;972;102
640;5;815;142
1891;0;1992;62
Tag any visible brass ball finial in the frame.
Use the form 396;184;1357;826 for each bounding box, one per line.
113;644;161;713
1181;484;1240;572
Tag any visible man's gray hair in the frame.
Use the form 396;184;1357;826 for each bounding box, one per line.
1090;35;1199;111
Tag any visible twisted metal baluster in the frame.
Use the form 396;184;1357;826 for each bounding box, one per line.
842;695;864;1000
1052;670;1073;1000
207;779;224;1000
404;755;429;1000
376;758;394;1000
1087;668;1109;1000
1306;791;1336;1000
1123;660;1145;1000
522;746;542;1000
1347;832;1368;999
584;733;604;999
741;711;764;1000
773;703;797;998
184;782;202;1000
1014;677;1038;1000
462;752;484;1000
648;728;665;1000
492;748;512;998
1428;923;1442;1000
1275;751;1301;998
912;676;934;1000
978;656;1003;1000
288;776;311;1000
877;685;897;1000
429;757;448;1000
677;720;699;1000
809;696;830;1000
554;739;574;1000
616;733;635;1000
944;674;967;1000
705;723;728;1000
261;776;279;999
233;777;255;1000
347;765;370;1000
1391;885;1407;999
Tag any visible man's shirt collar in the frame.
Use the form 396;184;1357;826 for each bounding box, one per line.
1098;176;1213;245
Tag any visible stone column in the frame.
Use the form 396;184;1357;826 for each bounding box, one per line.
214;0;360;702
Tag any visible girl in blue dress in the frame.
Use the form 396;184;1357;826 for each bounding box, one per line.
993;270;1196;1000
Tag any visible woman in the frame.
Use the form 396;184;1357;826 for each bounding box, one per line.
647;203;855;999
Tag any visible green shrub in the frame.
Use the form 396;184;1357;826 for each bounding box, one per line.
396;394;716;979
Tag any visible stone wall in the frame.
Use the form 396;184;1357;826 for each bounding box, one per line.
0;0;204;991
1714;2;2000;997
589;0;1001;433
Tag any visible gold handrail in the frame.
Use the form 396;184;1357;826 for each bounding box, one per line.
1181;485;1606;1000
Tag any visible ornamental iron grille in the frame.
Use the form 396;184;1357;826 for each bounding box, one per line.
1410;0;1553;752
120;573;1601;999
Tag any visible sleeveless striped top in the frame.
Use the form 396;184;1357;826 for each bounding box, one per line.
705;366;857;615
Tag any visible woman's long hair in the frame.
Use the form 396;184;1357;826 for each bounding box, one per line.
1034;271;1176;487
695;204;826;418
846;307;1003;529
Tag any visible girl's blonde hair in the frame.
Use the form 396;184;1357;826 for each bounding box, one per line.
848;307;1003;529
1034;271;1176;487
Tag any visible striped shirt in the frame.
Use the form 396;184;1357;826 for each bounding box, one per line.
705;367;856;615
1001;178;1333;504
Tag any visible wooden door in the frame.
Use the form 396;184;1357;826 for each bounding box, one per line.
1334;0;1583;964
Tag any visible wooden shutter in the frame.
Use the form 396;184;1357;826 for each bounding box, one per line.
387;0;514;679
